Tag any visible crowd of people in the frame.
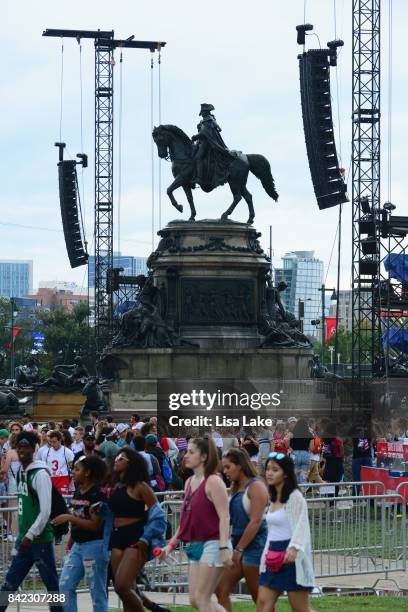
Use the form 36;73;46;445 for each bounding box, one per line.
0;411;403;611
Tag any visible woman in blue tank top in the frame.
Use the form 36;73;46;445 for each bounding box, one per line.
216;448;269;611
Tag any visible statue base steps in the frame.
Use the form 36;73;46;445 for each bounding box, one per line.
32;391;83;421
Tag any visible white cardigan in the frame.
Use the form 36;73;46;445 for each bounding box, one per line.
260;489;315;587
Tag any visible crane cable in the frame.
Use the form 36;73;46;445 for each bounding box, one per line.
150;53;155;251
59;38;64;141
78;39;87;240
158;46;162;231
118;48;124;258
332;0;342;375
387;0;393;203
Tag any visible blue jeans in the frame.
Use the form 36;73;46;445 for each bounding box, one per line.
59;539;109;612
0;540;60;612
352;457;372;495
292;450;311;484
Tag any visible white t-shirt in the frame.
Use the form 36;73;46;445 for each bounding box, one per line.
42;446;74;477
36;445;49;462
71;441;85;454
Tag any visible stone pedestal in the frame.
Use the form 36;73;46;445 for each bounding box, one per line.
109;218;316;422
109;346;314;416
149;219;271;349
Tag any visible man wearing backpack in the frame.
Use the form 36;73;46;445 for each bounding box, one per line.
0;431;60;612
308;432;324;484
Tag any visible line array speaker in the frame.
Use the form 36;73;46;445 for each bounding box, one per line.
299;49;348;210
58;160;88;268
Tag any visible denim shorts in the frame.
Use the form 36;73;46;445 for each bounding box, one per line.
189;540;233;567
232;526;267;567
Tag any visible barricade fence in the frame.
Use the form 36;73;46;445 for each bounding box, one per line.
0;483;405;598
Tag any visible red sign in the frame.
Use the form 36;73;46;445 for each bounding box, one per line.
325;317;337;343
376;441;408;460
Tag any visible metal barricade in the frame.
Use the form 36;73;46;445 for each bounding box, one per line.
309;493;406;579
0;486;405;599
299;480;387;497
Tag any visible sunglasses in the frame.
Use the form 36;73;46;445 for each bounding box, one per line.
268;452;285;460
114;454;129;463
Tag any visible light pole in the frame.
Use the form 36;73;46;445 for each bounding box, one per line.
298;298;312;334
318;284;337;363
10;298;15;380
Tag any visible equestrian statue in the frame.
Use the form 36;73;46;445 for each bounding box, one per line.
152;103;278;224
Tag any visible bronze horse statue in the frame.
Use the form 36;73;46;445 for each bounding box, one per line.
152;124;278;224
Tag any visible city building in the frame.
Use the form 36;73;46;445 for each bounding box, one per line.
0;260;33;298
87;253;148;288
275;251;324;338
328;289;371;332
26;287;88;313
38;280;87;295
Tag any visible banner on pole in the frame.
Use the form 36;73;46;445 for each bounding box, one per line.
325;317;337;343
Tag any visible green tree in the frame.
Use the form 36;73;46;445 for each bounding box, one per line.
0;297;35;378
36;303;92;376
326;328;353;363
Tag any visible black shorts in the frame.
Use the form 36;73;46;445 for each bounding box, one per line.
110;521;145;551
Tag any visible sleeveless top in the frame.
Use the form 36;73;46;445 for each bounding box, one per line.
8;459;21;481
108;486;147;519
178;477;220;542
273;432;288;454
230;478;267;538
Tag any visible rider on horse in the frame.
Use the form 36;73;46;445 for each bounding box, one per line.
192;103;235;191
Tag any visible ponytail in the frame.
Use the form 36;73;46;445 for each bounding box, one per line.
191;436;219;477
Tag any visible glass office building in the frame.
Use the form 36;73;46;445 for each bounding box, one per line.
0;260;33;298
87;254;148;288
275;251;324;338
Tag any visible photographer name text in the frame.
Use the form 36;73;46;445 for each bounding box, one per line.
167;415;275;427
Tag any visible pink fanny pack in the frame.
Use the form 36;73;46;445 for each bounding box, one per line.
265;550;286;572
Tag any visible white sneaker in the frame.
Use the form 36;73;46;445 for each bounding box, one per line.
7;535;15;542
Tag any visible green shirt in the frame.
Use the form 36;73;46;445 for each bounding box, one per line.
17;468;54;544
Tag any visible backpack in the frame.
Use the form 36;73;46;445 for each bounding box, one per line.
311;436;322;455
161;457;173;484
18;468;69;539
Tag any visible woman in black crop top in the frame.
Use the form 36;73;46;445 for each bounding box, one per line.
109;447;159;612
54;455;109;612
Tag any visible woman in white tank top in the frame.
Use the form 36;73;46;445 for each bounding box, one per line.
257;452;315;612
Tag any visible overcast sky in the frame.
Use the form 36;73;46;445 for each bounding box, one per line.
2;0;406;292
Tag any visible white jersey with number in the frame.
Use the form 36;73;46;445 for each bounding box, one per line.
43;446;74;477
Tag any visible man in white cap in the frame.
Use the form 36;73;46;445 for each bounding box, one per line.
115;423;129;448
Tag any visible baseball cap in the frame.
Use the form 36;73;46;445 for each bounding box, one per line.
0;429;9;439
116;423;129;434
287;417;298;424
134;421;145;431
145;434;158;446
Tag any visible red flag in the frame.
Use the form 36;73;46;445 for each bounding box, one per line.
325;317;337;343
8;326;21;352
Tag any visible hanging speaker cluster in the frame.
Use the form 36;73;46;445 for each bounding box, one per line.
298;37;348;210
56;143;88;268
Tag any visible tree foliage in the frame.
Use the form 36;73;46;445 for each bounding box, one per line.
36;303;92;375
